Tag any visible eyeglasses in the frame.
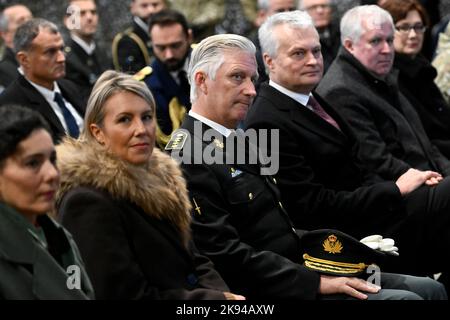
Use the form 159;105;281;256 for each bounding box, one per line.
395;24;427;34
304;4;332;12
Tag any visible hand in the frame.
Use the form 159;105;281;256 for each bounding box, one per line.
223;292;246;300
395;168;442;195
319;275;381;300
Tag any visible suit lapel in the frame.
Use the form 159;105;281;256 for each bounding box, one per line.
17;76;66;133
260;84;349;147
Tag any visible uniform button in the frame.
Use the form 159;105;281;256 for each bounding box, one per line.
187;273;198;286
278;201;284;209
248;192;254;200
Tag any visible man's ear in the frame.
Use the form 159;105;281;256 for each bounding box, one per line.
187;28;194;44
89;123;106;145
263;53;273;72
343;38;354;53
16;51;29;69
194;71;208;95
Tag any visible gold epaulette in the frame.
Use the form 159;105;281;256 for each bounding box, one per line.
133;66;153;81
165;130;188;151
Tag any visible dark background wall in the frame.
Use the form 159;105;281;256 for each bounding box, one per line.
1;0;449;60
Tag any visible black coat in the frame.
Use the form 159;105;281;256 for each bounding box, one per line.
56;140;229;300
173;115;321;299
244;84;405;239
316;48;450;180
64;38;110;104
394;53;450;159
0;203;94;300
0;47;19;91
0;75;85;143
112;20;152;73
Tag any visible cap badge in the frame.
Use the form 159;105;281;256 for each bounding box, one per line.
323;234;343;254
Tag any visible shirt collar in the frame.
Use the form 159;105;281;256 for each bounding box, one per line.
71;34;96;55
188;110;234;138
269;80;311;106
134;16;148;33
26;78;61;101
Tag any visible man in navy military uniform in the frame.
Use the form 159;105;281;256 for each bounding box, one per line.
139;9;193;148
166;33;447;300
112;0;167;73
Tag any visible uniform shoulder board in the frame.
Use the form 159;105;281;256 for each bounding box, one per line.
165;130;188;151
133;66;153;81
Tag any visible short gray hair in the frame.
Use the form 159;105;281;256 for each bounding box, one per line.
13;18;59;53
0;12;9;33
257;0;270;10
82;70;156;143
340;5;394;45
188;34;256;103
259;10;316;59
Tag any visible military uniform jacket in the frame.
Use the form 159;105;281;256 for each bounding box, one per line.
0;203;94;300
316;48;450;180
112;20;152;73
170;115;320;299
144;58;191;136
64;38;110;104
244;84;406;239
0;75;85;143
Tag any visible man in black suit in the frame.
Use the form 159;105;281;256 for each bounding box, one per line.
0;4;32;92
244;10;450;281
0;18;84;143
112;0;167;73
167;33;446;300
63;0;110;104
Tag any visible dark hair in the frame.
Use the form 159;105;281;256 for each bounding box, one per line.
13;18;59;53
148;9;189;36
0;105;52;165
380;0;430;27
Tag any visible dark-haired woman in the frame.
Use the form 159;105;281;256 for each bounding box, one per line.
0;105;94;300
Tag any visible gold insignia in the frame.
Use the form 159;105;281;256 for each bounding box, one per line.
192;197;201;216
165;131;187;151
64;46;72;53
248;193;254;200
323;234;343;254
133;66;153;81
213;138;224;149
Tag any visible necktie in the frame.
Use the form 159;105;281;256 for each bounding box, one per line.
308;95;341;131
54;92;80;138
178;70;190;96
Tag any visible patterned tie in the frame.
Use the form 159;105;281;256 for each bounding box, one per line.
308;95;341;131
54;92;80;138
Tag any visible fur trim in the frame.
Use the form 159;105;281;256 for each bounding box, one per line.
56;138;192;246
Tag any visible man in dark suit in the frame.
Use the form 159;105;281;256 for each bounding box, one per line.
167;33;446;300
317;5;450;181
139;9;192;148
112;0;167;73
63;0;110;104
0;4;32;92
0;18;84;143
244;10;450;282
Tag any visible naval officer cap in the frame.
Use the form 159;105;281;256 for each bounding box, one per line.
301;229;386;276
